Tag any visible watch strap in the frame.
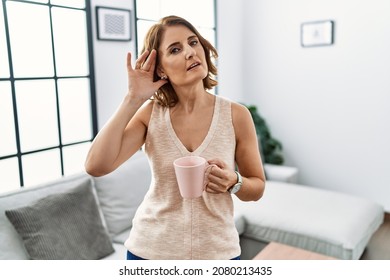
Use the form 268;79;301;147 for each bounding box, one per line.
228;171;242;194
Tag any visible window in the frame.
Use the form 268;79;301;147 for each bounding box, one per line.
134;0;216;58
0;0;96;193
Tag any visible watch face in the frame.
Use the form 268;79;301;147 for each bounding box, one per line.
230;171;242;194
230;183;241;194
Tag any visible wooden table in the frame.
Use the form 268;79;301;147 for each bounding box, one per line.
253;242;337;260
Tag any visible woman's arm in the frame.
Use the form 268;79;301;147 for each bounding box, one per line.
231;103;265;201
84;98;151;177
206;103;265;201
84;50;166;177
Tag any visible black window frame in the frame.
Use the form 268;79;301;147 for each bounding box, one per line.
0;0;97;189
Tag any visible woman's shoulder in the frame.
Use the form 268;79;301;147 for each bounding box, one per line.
219;98;250;129
139;99;169;113
134;99;156;125
137;99;154;114
214;95;252;129
215;95;249;115
231;103;251;124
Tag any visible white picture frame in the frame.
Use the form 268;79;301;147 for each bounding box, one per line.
301;20;334;47
96;6;131;41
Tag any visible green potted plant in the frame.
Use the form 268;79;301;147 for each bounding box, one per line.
244;104;284;165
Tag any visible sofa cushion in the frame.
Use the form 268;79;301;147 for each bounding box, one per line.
233;180;384;260
101;242;128;260
112;228;132;244
5;180;114;260
234;214;246;235
0;173;95;260
93;151;151;238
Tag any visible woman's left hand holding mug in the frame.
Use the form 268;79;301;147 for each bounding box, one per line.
205;158;238;194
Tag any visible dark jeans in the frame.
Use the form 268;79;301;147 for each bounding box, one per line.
127;251;240;260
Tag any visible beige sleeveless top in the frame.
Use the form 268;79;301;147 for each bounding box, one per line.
124;95;241;259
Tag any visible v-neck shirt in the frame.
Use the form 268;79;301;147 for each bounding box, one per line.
124;95;240;260
165;95;220;155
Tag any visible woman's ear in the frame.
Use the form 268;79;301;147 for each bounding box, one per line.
157;67;167;80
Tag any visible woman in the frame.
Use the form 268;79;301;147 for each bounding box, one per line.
85;15;265;260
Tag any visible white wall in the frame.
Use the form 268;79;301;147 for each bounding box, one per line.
90;0;135;128
225;0;390;211
215;0;243;102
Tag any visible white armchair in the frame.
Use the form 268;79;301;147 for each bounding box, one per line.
264;164;298;183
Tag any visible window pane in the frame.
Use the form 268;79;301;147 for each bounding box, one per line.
15;80;59;152
198;28;216;48
136;20;156;56
22;149;61;187
6;1;54;78
136;0;215;28
0;157;20;193
63;142;90;176
0;82;17;156
161;0;215;28
136;0;161;19
58;78;92;144
52;7;89;77
0;2;9;78
50;0;85;9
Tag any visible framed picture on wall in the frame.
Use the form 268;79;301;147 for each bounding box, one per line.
96;6;132;41
301;20;334;47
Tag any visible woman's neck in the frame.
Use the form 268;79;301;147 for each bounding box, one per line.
174;84;211;113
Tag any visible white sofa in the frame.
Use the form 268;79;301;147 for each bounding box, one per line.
0;150;384;260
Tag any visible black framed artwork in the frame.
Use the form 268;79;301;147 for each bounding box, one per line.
96;6;131;41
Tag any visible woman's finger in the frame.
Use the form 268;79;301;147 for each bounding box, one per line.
208;158;226;169
208;172;224;187
205;183;219;194
142;49;157;72
134;50;150;69
208;164;224;179
206;180;225;194
207;164;236;193
127;52;133;72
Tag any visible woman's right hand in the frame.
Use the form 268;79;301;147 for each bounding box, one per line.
126;49;167;104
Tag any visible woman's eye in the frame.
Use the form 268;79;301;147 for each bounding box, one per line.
170;47;180;54
190;40;198;46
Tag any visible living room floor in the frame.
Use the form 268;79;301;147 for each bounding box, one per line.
360;214;390;260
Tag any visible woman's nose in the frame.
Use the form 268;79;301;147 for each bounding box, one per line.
184;45;196;60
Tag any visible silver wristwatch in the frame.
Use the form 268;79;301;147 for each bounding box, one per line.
228;171;242;194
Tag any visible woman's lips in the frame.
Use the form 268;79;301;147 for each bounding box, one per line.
187;62;200;71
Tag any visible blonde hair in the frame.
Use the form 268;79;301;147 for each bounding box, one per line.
142;15;218;107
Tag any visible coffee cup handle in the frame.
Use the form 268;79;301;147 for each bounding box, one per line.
203;163;217;190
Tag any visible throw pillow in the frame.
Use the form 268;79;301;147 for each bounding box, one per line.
5;181;114;260
93;151;151;237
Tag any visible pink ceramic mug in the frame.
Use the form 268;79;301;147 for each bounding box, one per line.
173;156;215;199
